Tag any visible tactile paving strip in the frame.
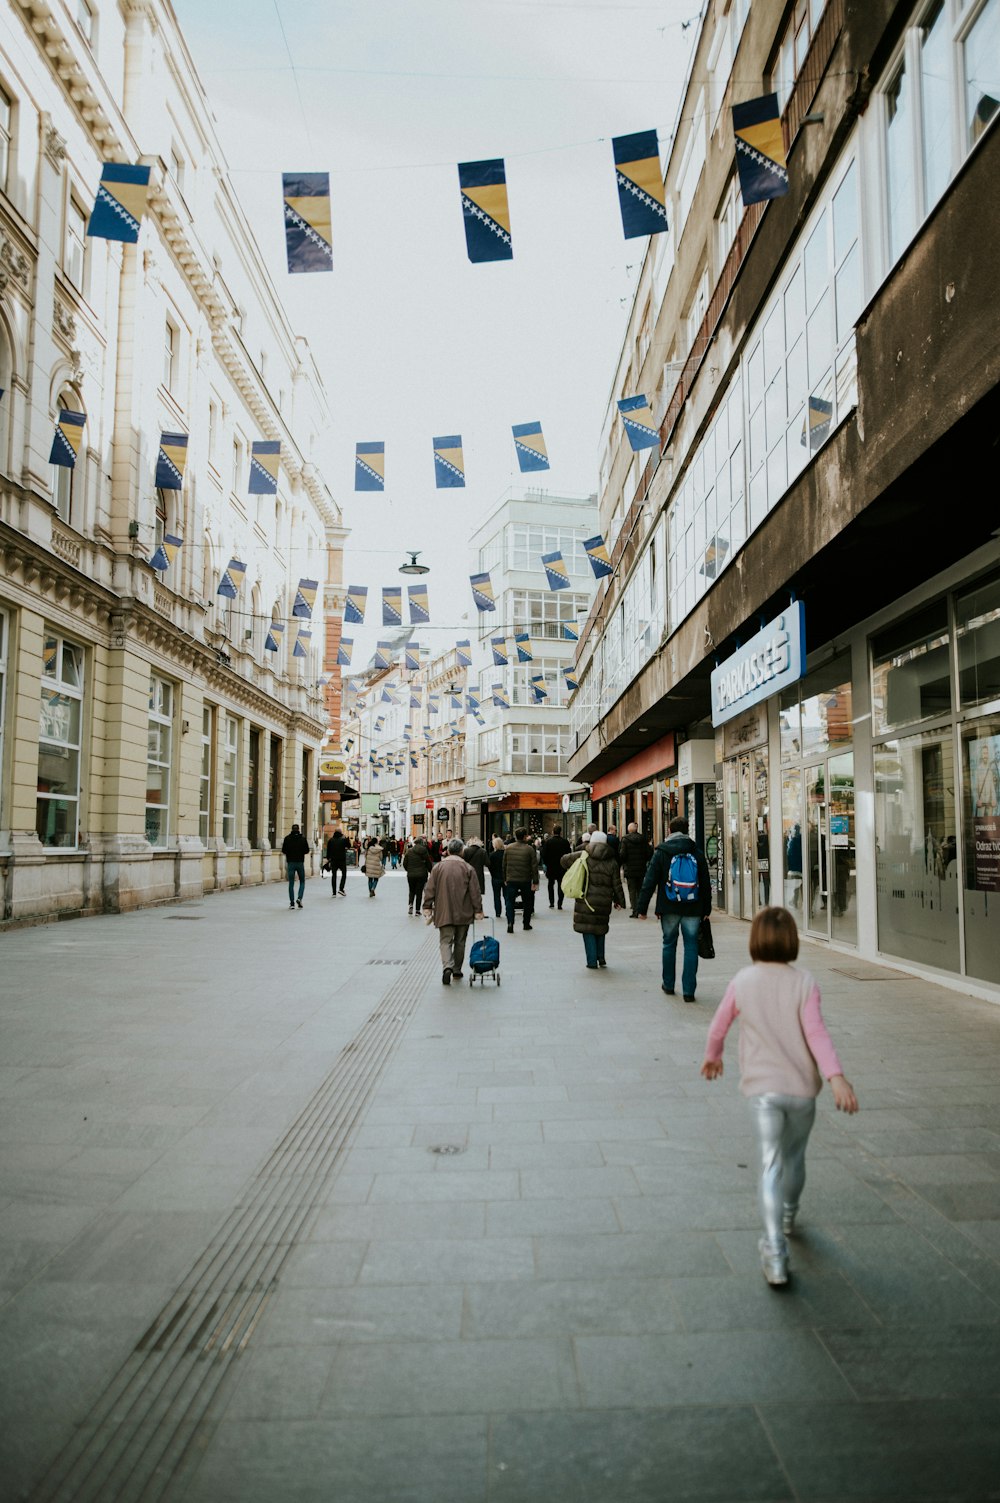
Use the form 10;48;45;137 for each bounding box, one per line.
30;934;438;1503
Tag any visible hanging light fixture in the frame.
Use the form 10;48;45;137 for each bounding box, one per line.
398;551;429;575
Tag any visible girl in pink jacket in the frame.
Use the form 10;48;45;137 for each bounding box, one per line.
701;906;858;1287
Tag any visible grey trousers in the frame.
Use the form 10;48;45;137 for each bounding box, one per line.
438;923;469;973
749;1093;816;1255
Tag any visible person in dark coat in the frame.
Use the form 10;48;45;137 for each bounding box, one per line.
281;823;310;909
463;836;488;896
325;827;349;896
619;822;653;917
487;836;505;918
403;837;433;914
560;831;625;969
541;826;572;910
637;816;712;1002
606;825;621;861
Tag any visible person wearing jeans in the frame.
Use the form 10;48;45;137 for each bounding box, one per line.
281;823;310;909
636;815;712;1001
501;827;539;933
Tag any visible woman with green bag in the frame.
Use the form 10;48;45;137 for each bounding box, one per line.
561;831;625;970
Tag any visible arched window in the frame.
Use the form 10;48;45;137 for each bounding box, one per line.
52;386;83;526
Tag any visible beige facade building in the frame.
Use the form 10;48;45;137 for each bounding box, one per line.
0;0;345;921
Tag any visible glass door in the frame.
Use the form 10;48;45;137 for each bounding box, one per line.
829;752;857;944
805;763;828;937
754;748;771;909
725;759;741;917
739;753;755;918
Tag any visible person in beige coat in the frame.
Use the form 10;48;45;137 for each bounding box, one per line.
423;838;484;985
364;839;384;897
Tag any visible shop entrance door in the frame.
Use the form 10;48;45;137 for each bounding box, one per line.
805;765;827;936
803;754;858;943
725;752;769;920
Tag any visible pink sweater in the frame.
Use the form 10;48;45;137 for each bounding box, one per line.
704;962;844;1099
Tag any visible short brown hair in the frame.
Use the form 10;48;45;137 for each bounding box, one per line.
749;906;799;963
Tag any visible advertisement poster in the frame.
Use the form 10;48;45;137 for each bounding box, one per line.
969;737;1000;892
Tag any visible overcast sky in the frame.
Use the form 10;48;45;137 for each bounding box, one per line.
172;0;698;660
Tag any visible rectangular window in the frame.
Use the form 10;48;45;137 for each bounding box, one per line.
221;714;239;847
716;174;740;268
199;704;213;842
956;569;1000;710
510;589;591;639
0;86;11;193
146;675;173;847
208;400;219;465
874;731;959;971
36;633;84;848
232;436;243;494
76;0;94;44
53;455;74;525
164;316;179;391
961;713;1000;984
65;197;87;291
507;722;567;774
964;0;1000;147
871;601;952;734
169;144;185;194
247;727;260;846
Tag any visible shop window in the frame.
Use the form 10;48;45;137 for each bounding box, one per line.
961;716;1000;983
221;714;239;847
146;675;173;847
874;732;959;971
800;655;853;758
872;601;951;734
0;608;7;827
199;704;213;842
37;633;84;848
247;727;260;846
956;569;1000;710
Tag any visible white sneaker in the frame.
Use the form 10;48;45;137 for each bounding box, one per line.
759;1238;788;1287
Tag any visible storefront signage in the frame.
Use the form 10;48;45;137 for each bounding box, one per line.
970;735;1000;891
711;603;806;728
319;757;346;777
561;794;571;813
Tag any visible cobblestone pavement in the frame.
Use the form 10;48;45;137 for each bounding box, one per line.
2;869;1000;1501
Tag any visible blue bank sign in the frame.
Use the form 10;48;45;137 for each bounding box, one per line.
710;602;806;727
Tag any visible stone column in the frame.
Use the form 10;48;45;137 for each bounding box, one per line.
97;615;153;912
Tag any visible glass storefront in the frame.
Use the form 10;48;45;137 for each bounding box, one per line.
723;749;769;920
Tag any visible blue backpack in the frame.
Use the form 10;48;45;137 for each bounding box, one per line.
664;850;700;904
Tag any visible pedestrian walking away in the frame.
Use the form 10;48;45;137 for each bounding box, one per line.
700;905;858;1286
605;824;621;862
541;825;571;909
487;836;506;919
502;827;539;932
324;826;349;896
423;838;485;984
281;823;310;909
637;815;712;1001
364;839;385;897
619;821;653;917
462;836;488;898
402;836;433;914
560;830;625;968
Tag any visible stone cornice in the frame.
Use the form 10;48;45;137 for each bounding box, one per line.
1;519;118;624
14;1;130;154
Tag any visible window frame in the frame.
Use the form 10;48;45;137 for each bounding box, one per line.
0;83;12;194
221;713;239;848
199;703;214;843
146;674;174;848
36;632;85;850
64;193;88;292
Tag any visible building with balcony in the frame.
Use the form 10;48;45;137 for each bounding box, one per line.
407;645;468;841
0;0;345;921
569;0;1000;996
467;491;597;840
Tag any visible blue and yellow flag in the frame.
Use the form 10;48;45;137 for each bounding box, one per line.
512;420;549;473
515;632;533;663
408;585;430;624
293;627;311;659
87;163;151;242
434;435;465;488
428;693;440;714
541;551;571;591
530;673;549;703
381;687;395;704
470;572;495;612
374;641;394;669
149;534;183;572
282;172;333;273
250;440;280;495
458;158;512;262
355;441;385;491
374;715;385;733
584;535;614;579
456;640;472;668
265;621;285;653
492;683;510;709
562;665;580;692
410;753;419;769
410;691;422;709
404;643;420;671
563;619;580;642
382;586;402;626
345;585;367;624
700;536;730;580
733;94;789;205
801;395;833;451
466;691;481;712
217;559;246;599
491;636;508;666
612;130;668;239
617;395;659;451
337;637;353;666
155;432;188;490
293;578;318;618
49;410;86;468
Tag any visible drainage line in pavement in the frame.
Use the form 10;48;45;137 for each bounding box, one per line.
29;936;437;1503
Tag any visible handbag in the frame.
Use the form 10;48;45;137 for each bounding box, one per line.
697;917;715;960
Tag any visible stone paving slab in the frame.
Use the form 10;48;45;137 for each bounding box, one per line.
1;870;1000;1500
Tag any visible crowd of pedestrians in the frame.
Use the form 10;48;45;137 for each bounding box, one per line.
280;816;859;1289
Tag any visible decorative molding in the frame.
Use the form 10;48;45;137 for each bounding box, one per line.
0;234;31;298
52;294;77;344
41;112;67;167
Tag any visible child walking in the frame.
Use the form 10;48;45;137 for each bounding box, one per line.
700;906;858;1287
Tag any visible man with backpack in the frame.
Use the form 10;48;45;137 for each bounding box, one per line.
636;816;712;1002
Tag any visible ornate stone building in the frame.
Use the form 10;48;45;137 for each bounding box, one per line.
0;0;346;920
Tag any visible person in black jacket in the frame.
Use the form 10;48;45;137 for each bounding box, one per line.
403;837;433;914
619;822;653;917
325;827;349;896
487;836;506;918
281;823;310;909
541;826;572;909
463;836;488;898
637;816;712;1002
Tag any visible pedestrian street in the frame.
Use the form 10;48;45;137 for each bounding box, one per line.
1;870;1000;1502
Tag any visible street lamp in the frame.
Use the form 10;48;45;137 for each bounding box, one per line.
398;551;429;575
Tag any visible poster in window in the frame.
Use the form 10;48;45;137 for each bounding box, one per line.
969;736;1000;892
